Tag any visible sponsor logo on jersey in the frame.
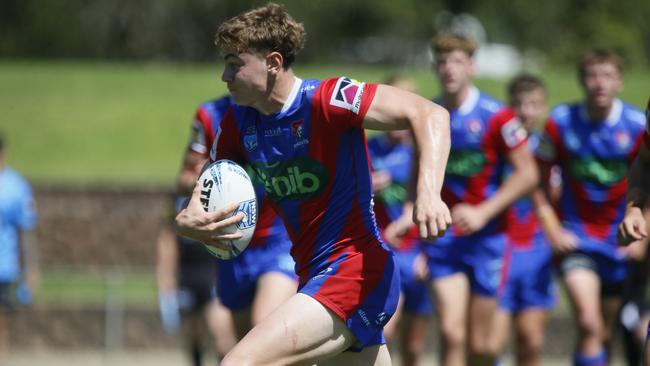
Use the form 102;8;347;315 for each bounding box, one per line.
234;198;257;229
501;117;527;148
253;157;329;201
264;127;283;137
330;77;365;114
445;149;486;177
243;126;258;152
568;157;628;185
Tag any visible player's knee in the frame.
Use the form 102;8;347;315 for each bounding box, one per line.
576;313;603;339
518;332;544;356
439;320;465;347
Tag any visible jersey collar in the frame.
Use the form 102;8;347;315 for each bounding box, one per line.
280;76;303;115
458;86;480;116
579;98;622;126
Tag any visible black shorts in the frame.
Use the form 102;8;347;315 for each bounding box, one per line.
177;268;216;316
0;282;14;310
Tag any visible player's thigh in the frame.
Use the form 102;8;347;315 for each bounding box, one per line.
431;273;470;324
319;344;391;366
563;267;602;319
382;293;404;342
252;271;297;325
222;293;357;366
232;307;252;340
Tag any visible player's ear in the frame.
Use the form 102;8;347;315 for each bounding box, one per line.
266;51;284;75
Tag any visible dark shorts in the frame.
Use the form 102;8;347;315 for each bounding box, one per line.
558;251;627;296
177;267;217;316
0;282;14;310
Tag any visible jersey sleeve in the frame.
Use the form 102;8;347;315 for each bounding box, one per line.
209;109;247;165
316;77;378;130
15;183;37;230
643;99;650;149
489;108;528;154
187;106;213;155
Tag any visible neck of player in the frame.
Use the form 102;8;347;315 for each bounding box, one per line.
585;99;613;122
255;69;297;116
443;84;471;110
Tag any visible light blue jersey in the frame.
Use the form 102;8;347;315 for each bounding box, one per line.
0;167;36;282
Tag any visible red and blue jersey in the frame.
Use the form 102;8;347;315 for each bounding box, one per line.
210;77;388;284
645;98;650;148
188;96;289;249
436;87;526;235
367;134;418;250
493;108;547;251
536;99;646;248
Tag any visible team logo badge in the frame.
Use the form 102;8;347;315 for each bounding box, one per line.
243;126;258;152
330;77;365;114
291;120;308;148
614;131;631;150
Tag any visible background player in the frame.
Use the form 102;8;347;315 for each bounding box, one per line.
156;195;235;365
175;3;452;365
370;75;434;366
177;95;297;342
618;97;650;365
536;49;647;366
491;75;556;366
393;32;538;366
0;133;38;359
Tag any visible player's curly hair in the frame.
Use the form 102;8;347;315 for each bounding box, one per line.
215;3;306;69
431;32;477;57
508;74;546;100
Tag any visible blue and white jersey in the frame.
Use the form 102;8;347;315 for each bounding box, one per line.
0;167;36;282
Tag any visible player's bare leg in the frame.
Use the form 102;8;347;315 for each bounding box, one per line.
399;311;431;366
232;308;252;341
601;295;622;352
0;312;7;360
514;309;548;366
220;293;391;366
382;294;404;342
431;273;470;366
467;295;499;365
205;298;237;357
492;309;512;361
563;268;605;357
251;272;297;326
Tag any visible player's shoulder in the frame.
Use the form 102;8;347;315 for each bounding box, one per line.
620;101;646;129
197;95;233;115
0;167;31;195
476;90;503;115
548;102;578;126
489;106;516;124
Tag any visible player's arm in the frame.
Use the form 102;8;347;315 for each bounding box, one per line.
177;150;207;196
534;124;578;254
618;144;650;246
362;84;451;240
453;144;539;235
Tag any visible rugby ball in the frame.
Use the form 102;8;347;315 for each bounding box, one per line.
197;160;258;259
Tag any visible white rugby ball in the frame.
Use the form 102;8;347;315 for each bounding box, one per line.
197;159;257;259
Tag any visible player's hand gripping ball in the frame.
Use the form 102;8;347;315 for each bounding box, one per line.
197;160;258;259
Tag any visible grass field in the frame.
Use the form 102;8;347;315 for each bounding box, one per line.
2;60;649;185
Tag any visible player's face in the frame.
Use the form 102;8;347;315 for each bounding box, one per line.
221;51;269;106
434;50;475;94
512;88;546;131
581;62;622;109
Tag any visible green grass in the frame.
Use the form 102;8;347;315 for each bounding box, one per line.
37;268;157;306
2;60;649;185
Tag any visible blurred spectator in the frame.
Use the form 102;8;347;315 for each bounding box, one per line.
156;195;236;366
0;133;38;358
